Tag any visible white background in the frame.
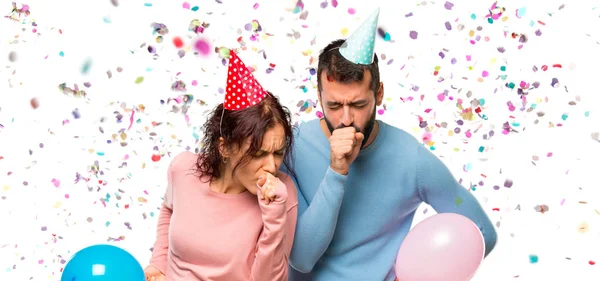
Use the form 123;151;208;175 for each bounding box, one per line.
1;0;599;280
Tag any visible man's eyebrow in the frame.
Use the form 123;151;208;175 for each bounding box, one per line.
349;99;369;105
325;99;369;106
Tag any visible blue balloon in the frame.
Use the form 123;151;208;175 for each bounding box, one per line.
61;244;145;281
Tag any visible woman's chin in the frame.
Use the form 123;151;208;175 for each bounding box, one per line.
245;186;258;195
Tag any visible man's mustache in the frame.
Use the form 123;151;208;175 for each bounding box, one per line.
336;123;361;132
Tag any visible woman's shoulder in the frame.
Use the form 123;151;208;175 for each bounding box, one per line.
169;151;198;173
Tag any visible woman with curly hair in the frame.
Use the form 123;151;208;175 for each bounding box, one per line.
144;51;298;281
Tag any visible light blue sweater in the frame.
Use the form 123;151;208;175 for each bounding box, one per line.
281;119;497;281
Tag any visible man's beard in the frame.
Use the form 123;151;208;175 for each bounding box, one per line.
323;106;376;149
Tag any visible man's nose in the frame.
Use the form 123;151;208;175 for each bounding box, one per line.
341;106;353;127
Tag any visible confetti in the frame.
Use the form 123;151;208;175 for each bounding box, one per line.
189;19;208;34
444;1;454;10
51;178;61;188
1;1;598;279
81;58;93;74
173;36;184;48
30;98;39;109
454;196;463;206
529;255;539;264
341;27;349;37
193;38;211;56
515;7;526;18
72;108;81;119
8;51;17;62
444;21;452;30
577;222;589;233
533;204;549;213
409;30;418;39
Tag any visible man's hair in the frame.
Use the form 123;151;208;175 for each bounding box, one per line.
317;39;380;95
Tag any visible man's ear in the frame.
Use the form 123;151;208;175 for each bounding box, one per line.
218;137;229;158
376;82;384;106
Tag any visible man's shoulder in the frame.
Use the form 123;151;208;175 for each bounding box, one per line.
374;121;424;163
378;121;442;165
379;120;420;144
292;119;324;146
295;118;321;134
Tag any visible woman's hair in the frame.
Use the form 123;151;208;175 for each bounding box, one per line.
195;92;295;181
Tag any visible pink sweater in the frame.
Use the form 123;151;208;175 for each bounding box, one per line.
148;152;298;281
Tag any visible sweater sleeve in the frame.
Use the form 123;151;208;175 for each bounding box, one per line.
249;176;297;281
148;158;175;275
415;144;498;257
286;167;347;273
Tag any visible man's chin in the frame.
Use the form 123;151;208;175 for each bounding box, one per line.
322;114;375;143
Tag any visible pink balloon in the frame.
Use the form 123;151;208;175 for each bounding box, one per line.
395;213;484;281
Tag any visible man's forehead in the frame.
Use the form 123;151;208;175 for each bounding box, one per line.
320;73;372;99
321;86;372;102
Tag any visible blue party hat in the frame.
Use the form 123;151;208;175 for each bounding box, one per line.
339;8;380;65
